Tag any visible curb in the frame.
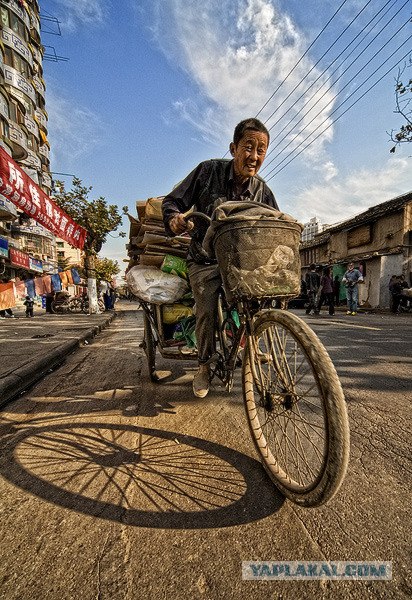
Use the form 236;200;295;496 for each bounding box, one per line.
0;312;117;409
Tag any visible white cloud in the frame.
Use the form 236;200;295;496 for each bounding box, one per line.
46;87;103;166
47;0;109;32
151;0;336;158
289;157;411;224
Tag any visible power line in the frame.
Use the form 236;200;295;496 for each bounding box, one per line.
264;0;400;149
263;0;374;127
264;46;412;182
255;0;351;119
261;10;411;172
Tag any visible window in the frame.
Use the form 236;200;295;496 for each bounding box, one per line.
3;47;30;78
4;46;13;67
1;7;9;28
27;134;37;151
0;94;9;119
56;241;64;248
10;13;26;39
57;251;65;258
1;119;10;140
8;101;17;123
11;53;30;78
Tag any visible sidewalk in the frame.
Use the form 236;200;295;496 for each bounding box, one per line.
0;306;116;408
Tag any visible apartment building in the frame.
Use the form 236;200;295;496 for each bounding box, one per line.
0;0;57;280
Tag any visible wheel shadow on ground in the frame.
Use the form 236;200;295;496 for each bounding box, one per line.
0;422;284;529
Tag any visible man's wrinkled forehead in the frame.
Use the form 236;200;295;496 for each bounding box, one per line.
238;129;269;145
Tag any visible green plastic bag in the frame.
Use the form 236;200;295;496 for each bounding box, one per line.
161;254;188;280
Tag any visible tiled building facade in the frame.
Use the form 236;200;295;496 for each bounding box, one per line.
0;0;57;280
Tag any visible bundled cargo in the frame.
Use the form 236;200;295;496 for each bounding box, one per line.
127;197;194;341
132;197;191;267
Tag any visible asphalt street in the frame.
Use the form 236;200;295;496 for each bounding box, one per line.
0;303;410;600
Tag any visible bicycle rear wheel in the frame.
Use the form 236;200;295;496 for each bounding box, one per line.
142;311;159;382
243;309;349;507
69;298;82;313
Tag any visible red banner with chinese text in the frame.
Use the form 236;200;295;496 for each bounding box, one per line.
0;147;87;249
9;247;30;269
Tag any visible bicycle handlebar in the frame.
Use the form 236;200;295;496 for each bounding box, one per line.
183;211;212;225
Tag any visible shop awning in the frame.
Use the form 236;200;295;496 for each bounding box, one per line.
0;147;87;249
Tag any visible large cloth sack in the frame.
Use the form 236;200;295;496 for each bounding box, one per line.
126;265;188;304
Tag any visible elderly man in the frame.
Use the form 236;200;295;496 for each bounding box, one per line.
162;118;279;398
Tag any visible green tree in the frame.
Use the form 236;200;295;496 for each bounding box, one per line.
52;178;124;312
389;60;412;153
95;256;120;282
56;255;71;273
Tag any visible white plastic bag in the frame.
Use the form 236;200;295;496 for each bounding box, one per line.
126;265;189;304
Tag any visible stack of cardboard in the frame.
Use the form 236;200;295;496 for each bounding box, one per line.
133;197;191;268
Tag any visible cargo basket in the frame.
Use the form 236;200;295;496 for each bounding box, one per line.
213;218;302;302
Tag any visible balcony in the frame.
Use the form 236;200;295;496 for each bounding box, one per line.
1;26;33;69
0;194;18;221
3;64;36;104
8;121;28;161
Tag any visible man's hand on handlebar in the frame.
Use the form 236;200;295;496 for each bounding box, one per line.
169;213;194;235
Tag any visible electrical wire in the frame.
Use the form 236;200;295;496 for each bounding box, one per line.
263;0;375;126
265;0;402;147
255;0;351;118
264;46;412;182
261;12;412;172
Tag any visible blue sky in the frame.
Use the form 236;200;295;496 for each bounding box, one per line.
39;0;412;274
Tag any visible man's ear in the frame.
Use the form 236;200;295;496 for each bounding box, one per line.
229;142;235;156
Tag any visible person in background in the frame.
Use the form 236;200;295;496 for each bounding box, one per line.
305;264;320;315
388;275;399;313
333;274;341;307
23;295;35;318
162;117;278;398
342;262;363;315
398;275;409;310
317;267;335;315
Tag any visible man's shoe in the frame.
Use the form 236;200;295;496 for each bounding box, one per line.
193;365;210;398
346;311;351;315
351;311;357;315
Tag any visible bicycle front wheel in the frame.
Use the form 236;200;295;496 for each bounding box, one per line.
243;309;349;507
51;301;67;314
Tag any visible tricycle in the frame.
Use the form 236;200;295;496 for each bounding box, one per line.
136;212;350;508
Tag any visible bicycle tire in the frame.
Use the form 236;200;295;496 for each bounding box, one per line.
242;309;349;507
69;298;82;313
143;311;159;382
50;300;67;314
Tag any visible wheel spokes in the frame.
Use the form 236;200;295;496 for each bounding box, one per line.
249;321;327;490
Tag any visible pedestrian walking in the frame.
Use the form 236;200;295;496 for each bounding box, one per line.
333;275;341;306
317;267;335;315
23;295;35;318
342;262;363;315
305;264;320;315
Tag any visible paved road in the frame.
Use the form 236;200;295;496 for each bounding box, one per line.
0;305;410;600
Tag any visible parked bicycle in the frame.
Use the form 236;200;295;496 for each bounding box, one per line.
50;292;72;314
139;212;350;508
50;292;106;315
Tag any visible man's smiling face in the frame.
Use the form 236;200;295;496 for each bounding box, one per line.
230;130;269;183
